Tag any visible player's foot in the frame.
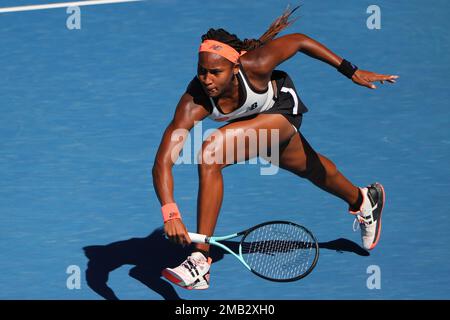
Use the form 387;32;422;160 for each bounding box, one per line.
162;252;211;290
350;183;385;250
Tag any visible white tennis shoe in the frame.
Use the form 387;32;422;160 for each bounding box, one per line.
350;183;385;250
162;252;211;290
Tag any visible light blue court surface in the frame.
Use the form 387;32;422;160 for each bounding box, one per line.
1;0;449;300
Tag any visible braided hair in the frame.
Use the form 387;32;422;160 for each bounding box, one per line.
201;5;300;52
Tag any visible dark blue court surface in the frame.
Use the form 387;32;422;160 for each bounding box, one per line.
1;0;449;299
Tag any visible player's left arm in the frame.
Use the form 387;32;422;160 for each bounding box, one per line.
248;33;399;89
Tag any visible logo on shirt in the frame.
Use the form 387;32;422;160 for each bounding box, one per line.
248;102;258;111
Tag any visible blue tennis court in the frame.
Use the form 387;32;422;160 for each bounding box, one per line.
1;0;449;300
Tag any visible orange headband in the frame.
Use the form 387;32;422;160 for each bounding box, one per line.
199;40;246;64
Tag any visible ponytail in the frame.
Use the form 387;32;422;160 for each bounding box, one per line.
201;5;300;52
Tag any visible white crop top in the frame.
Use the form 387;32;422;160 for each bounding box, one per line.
207;69;275;122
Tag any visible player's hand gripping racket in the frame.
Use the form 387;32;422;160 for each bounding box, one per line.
188;221;319;282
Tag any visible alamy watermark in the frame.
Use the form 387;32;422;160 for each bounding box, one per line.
366;5;381;30
67;6;81;30
171;121;280;175
366;265;381;290
66;265;81;289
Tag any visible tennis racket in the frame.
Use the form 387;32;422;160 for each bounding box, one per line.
188;220;319;282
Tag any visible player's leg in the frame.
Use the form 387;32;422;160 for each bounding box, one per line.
277;132;361;206
277;132;385;250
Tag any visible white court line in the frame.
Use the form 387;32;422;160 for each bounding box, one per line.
0;0;142;14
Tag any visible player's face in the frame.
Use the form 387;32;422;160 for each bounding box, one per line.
197;52;238;97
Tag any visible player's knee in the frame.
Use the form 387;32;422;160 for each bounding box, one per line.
198;160;224;175
197;140;226;173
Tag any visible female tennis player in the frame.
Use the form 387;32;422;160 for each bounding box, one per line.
153;7;398;289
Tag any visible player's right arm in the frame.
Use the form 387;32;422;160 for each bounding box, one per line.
152;81;210;245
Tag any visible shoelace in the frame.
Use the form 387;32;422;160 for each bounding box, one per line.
352;201;378;232
181;258;196;271
352;215;368;232
181;256;206;272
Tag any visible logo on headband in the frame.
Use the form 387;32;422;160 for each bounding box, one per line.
210;44;223;51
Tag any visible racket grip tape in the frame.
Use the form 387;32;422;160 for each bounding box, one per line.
188;232;208;243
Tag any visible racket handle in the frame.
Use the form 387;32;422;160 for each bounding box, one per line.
188;232;208;243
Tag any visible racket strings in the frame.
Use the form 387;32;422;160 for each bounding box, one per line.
241;223;317;280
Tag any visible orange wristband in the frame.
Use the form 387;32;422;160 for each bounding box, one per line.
161;203;182;222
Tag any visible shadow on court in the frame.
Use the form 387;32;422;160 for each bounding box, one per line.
83;227;225;300
83;229;367;300
318;239;370;256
